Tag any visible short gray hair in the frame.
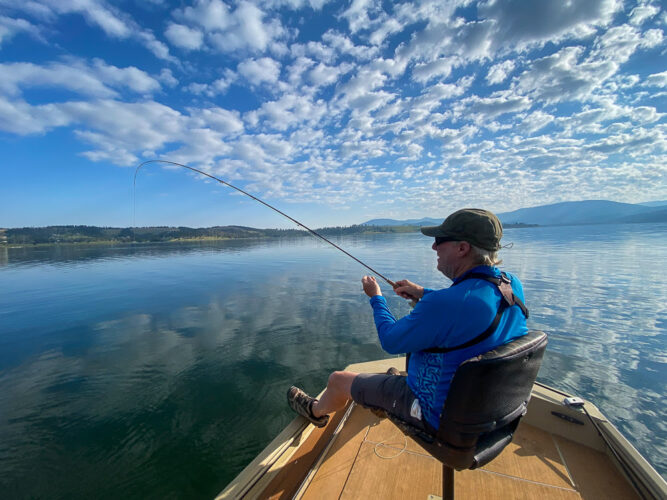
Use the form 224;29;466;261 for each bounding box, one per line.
470;244;502;267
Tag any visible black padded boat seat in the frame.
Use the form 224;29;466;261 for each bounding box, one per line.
388;330;548;471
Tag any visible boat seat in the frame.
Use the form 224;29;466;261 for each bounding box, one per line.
388;329;548;500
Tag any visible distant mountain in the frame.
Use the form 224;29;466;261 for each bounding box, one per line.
614;207;667;224
638;200;667;207
361;200;667;227
496;200;665;225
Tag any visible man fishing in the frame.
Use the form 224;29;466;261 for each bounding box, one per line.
287;208;528;434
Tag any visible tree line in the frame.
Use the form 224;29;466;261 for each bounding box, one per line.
1;224;420;245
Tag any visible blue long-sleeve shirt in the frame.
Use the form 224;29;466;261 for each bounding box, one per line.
369;266;528;429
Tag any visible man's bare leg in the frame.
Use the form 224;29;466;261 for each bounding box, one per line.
311;371;358;417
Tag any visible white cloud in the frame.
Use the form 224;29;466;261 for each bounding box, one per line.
459;92;532;120
639;28;664;48
559;104;622;135
186;82;210;95
91;59;162;94
517;110;554;134
245;93;328;131
629;106;661;124
6;0;174;60
232;136;269;167
160;127;233;166
348;90;395;115
340;0;377;34
644;71;667;87
254;133;294;158
53;0;132;38
0;59;161;98
418;80;470;108
587;127;665;156
63;100;185;164
177;0;286;54
479;0;623;49
396;17;491;67
212;74;235;93
412;58;456;84
340;137;387;159
0;96;70;134
629;4;661;26
321;30;378;61
589;24;662;65
393;0;624;80
158;68;179;87
165;23;204;51
515;46;617;104
181;0;231;32
193;107;244;135
0;1;56;21
0;62;100;97
307;62;348;88
290;41;335;64
235;1;272;50
369;17;402;46
237;57;281;86
486;59;516;85
336;68;387;104
137;31;173;61
0;15;40;46
372;98;405;122
184;70;237;97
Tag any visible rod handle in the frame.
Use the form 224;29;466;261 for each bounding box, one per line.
389;279;419;307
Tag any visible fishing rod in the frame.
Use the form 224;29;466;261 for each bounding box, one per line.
134;160;398;288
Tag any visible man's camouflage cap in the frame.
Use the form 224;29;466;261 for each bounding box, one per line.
420;208;503;251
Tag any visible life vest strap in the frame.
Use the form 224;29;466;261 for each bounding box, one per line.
422;272;528;354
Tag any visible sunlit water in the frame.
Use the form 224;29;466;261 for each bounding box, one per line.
0;223;665;498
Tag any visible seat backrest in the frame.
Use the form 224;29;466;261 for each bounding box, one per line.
389;330;547;470
435;330;548;467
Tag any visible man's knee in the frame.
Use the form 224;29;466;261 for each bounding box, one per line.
328;371;357;393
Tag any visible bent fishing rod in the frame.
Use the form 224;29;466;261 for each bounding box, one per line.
134;160;398;288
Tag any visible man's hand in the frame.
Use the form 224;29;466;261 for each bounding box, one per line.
393;279;424;302
361;275;382;297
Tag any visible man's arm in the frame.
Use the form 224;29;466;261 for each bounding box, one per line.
369;293;447;354
361;276;448;355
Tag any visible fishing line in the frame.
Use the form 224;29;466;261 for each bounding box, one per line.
133;159;397;287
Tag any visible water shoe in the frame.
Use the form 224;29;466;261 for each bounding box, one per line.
287;386;329;428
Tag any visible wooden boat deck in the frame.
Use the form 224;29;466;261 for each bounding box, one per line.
260;404;637;500
218;358;665;499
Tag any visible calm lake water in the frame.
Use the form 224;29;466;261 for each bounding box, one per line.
1;223;665;498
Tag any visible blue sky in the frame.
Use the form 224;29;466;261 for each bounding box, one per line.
0;0;665;229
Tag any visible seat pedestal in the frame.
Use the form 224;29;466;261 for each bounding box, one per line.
443;465;454;500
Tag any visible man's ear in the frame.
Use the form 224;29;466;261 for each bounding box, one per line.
457;241;471;256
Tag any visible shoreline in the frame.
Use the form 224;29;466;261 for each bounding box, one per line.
12;220;667;248
0;229;423;249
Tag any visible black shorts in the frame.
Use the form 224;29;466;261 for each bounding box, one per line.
350;373;432;432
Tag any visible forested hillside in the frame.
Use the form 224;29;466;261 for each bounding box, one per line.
1;224;419;245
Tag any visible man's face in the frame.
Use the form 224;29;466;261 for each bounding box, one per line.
432;238;470;279
432;239;457;278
